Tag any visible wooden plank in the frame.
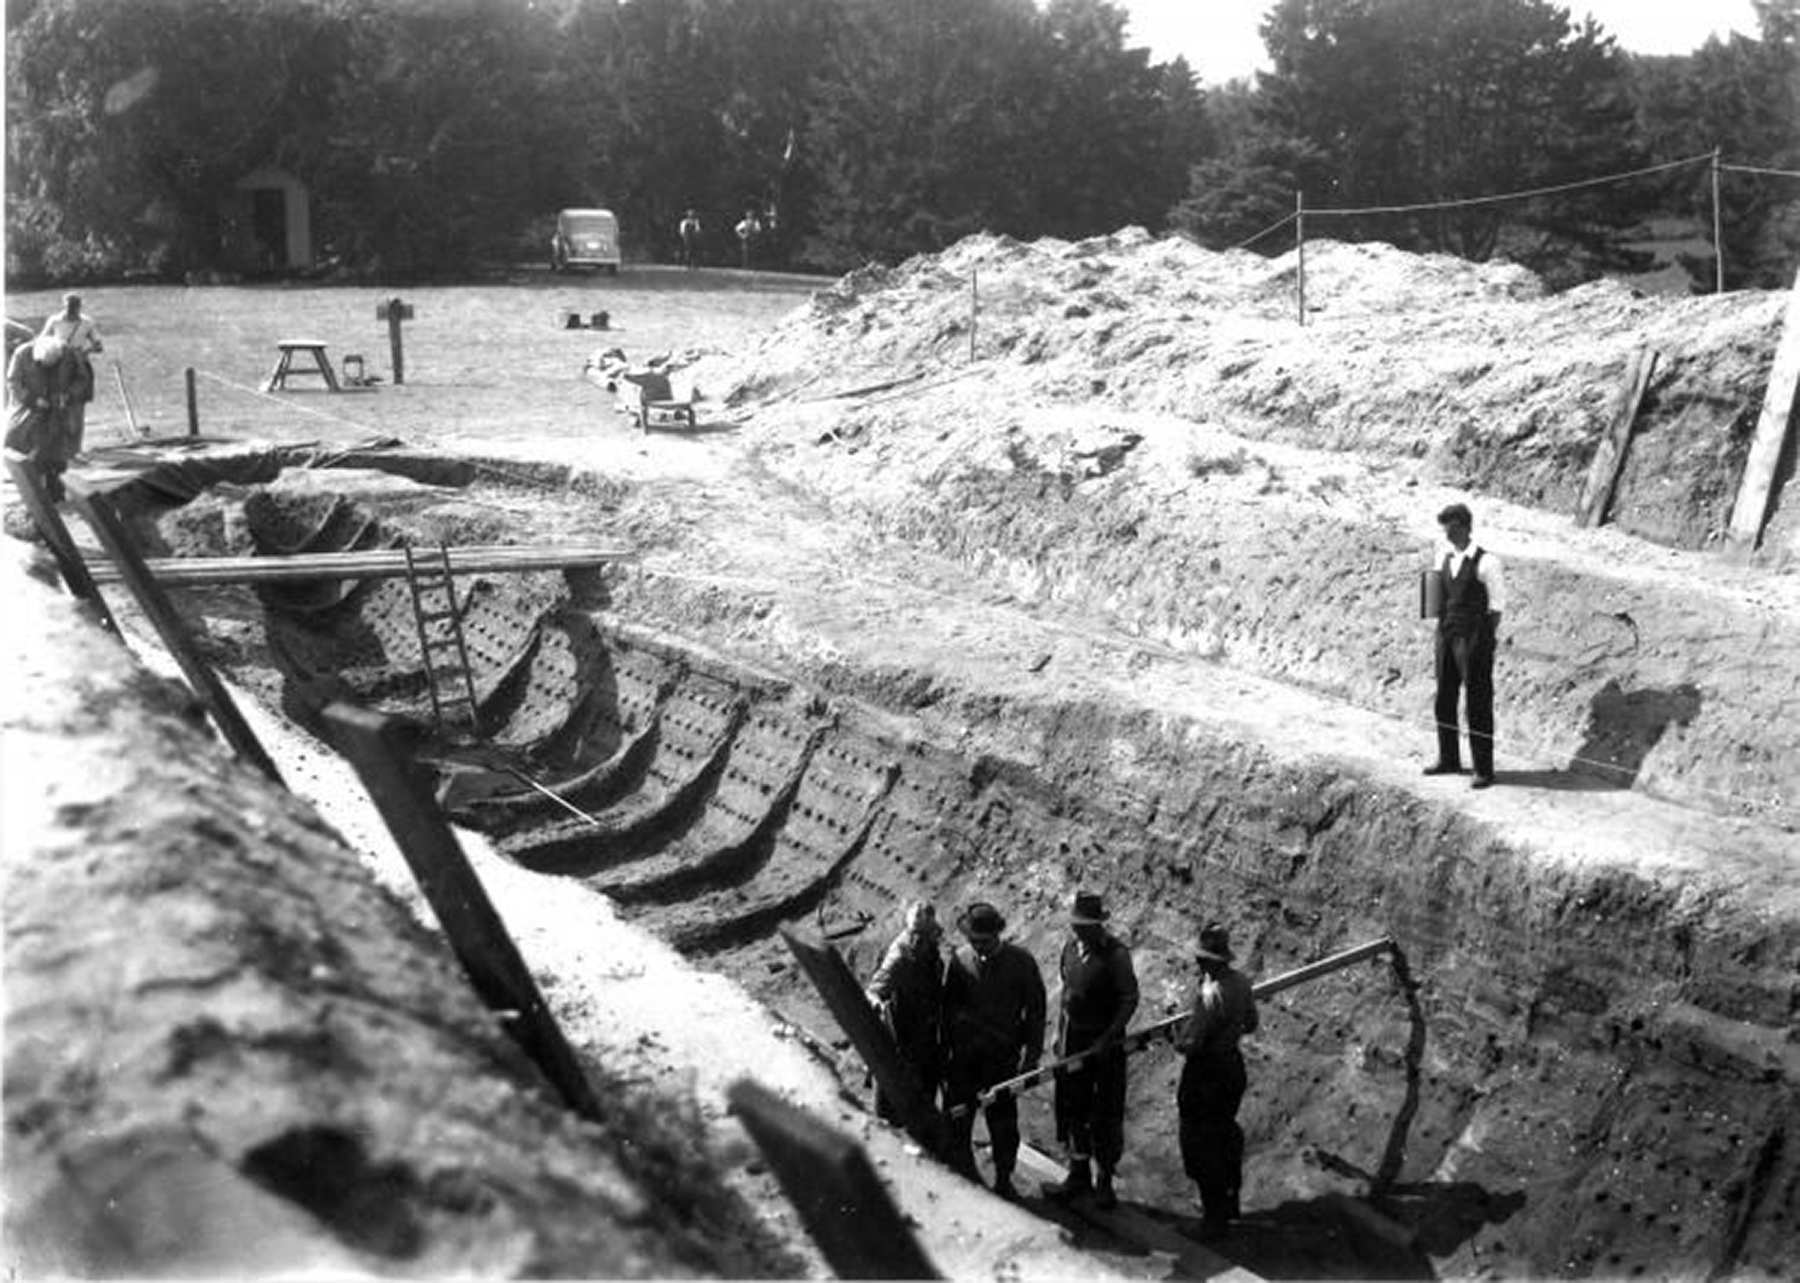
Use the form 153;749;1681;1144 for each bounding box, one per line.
66;477;281;783
322;703;606;1122
727;1078;940;1280
1728;267;1800;550
85;543;635;587
1575;347;1658;528
4;450;119;633
959;937;1397;1116
778;927;951;1159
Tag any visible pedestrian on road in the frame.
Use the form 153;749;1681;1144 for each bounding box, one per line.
39;293;101;456
1423;502;1507;788
678;210;702;269
940;900;1046;1200
5;334;84;503
865;900;946;1126
1174;922;1259;1241
1044;890;1138;1210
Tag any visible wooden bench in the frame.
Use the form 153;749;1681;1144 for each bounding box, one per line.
263;339;341;393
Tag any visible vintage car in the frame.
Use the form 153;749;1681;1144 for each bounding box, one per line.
551;208;622;274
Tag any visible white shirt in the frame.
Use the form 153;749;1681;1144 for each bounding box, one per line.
1443;543;1506;614
43;313;103;355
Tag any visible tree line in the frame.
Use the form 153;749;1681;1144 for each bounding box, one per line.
5;0;1796;288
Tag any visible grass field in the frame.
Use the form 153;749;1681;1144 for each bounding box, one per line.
8;266;820;454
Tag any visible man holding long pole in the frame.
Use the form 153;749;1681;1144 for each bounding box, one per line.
1044;891;1138;1210
1175;922;1260;1241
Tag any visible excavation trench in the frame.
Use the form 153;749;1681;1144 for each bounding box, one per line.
101;444;1798;1281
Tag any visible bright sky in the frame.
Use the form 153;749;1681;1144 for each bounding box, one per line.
1118;0;1766;85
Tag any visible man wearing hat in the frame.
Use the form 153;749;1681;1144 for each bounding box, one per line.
40;294;102;456
1045;890;1138;1209
1174;922;1260;1240
940;900;1047;1200
865;901;946;1126
5;333;83;503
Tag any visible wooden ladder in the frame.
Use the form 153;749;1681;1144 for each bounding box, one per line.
403;543;481;739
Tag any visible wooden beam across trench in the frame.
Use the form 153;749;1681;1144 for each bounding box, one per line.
83;543;636;586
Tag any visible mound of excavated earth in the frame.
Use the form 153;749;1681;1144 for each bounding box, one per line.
6;231;1797;1281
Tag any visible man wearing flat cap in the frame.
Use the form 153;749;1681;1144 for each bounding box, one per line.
6;333;82;503
940;900;1046;1200
1425;501;1506;789
1045;890;1138;1209
1174;922;1259;1240
865;901;946;1126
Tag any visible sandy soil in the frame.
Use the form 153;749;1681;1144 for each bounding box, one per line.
6;241;1798;1280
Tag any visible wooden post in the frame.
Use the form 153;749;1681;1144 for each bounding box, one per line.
323;703;606;1122
377;297;414;385
1296;189;1307;327
969;269;978;363
1575;347;1659;528
779;926;950;1159
112;364;140;436
3;450;118;632
727;1079;940;1280
1712;147;1724;296
65;477;280;782
1726;267;1800;551
185;367;199;437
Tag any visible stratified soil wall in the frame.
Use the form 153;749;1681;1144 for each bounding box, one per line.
1;551;797;1279
123;463;1799;1281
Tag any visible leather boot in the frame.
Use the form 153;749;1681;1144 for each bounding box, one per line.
991;1165;1018;1201
1094;1167;1118;1210
1043;1158;1092;1201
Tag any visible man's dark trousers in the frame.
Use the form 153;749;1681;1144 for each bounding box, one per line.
1434;624;1495;777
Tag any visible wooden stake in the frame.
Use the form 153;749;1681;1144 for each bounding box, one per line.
3;450;118;632
66;477;280;782
324;702;606;1121
727;1079;939;1280
1575;347;1658;529
1726;266;1800;551
779;926;950;1158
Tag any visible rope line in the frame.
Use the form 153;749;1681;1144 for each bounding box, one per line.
1308;152;1715;217
1233;211;1299;251
1720;162;1800;179
193;368;390;438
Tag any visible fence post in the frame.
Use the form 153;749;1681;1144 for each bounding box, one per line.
1296;189;1307;326
970;269;978;363
185;367;199;437
1712;146;1724;295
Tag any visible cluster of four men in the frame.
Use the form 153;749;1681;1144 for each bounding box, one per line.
865;891;1258;1241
